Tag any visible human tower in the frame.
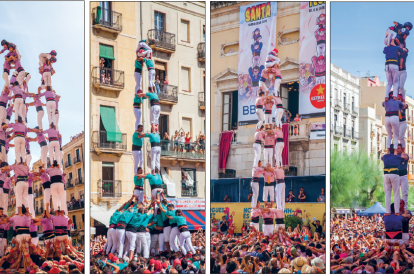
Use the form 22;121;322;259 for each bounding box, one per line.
0;39;83;272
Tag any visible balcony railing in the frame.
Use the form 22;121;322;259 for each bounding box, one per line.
65;161;72;168
334;99;342;109
352;105;358;115
100;180;122;198
343;103;350;113
73;156;81;164
147;29;176;53
66;181;75;189
92;7;122;33
92;131;127;152
197;42;205;61
199;92;205;109
334;125;343;136
92;67;125;91
181;181;198;197
75;178;84;186
68;201;84;211
158;84;178;104
160;140;205;159
343;128;352;138
352;130;359;140
288;122;310;140
34;190;43;198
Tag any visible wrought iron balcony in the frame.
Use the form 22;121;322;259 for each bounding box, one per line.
92;7;122;33
100;180;122;198
334;99;342;110
199;92;205;110
197;42;205;62
92;67;125;92
73;156;81;165
158;84;178;104
343;103;350;113
334;125;343;136
92;131;127;155
65;161;72;168
352;105;358;116
181;181;198;197
75;178;84;186
352;130;359;140
68;201;84;211
160;140;206;160
343;128;352;138
147;29;176;53
66;180;75;189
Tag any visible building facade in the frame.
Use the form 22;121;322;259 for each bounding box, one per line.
210;2;325;178
330;63;360;153
90;2;206;232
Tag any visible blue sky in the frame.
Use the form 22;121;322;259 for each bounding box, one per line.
0;1;84;166
332;2;414;97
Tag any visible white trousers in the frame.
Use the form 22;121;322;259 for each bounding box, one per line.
263;185;275;202
51;183;67;214
125;231;137;252
56;235;66;254
13;98;24;122
0;107;6;125
274;79;282;96
264;147;273;166
179;231;196;255
150;105;161;125
264;114;272;125
263;224;274;237
43;188;51;210
275;224;285;232
132;150;143;174
383;174;401;213
2;73;9;88
151;188;163;200
26;154;32;167
115;228;126;258
146;232;151;255
385;116;399;149
253;143;261;168
133;108;142;130
37;110;45;130
48;141;61;166
250;222;259;232
251;181;259;208
148;69;156;88
137;232;149;258
399;70;407;100
275;142;284;168
0;145;5;163
27;194;34;217
15;181;28;213
163;226;171;243
385;29;397;46
400;175;409;210
43;72;51;86
134;72;142;93
134;189;145;203
40;145;48;166
399;121;407;149
150;233;160;255
276;182;286;211
170;227;180;252
259;80;268;93
150;146;161;171
403;233;410;244
275;108;284;128
39;53;51;67
256;109;264;129
14;136;25;163
385;64;399;98
106;228;116;254
2;193;7;214
31;237;39;246
55;113;59;130
46;101;56;126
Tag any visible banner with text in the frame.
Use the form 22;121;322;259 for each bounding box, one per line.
238;2;277;125
299;2;326;118
211;203;325;233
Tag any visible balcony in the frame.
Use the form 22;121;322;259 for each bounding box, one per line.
352;130;359;141
92;67;125;93
288;122;310;142
65;161;72;168
352;105;358;116
68;201;84;211
34;190;43;199
66;180;75;189
333;125;343;136
343;128;352;139
197;42;205;62
199;92;205;110
158;84;178;105
92;131;127;156
92;7;122;34
147;29;176;53
343;103;350;113
73;156;81;165
75;178;84;186
99;180;122;198
334;99;342;110
181;181;198;197
159;140;205;167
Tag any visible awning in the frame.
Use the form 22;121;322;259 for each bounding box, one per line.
100;106;122;142
100;44;115;60
155;61;166;71
161;168;176;197
182;210;205;230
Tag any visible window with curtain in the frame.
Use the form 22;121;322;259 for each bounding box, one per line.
100;106;122;142
99;44;114;69
154;11;165;31
181;168;197;196
181;67;190;92
222;92;232;131
78;169;82;183
181;19;189;42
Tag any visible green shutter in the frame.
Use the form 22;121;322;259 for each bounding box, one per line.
100;106;122;142
99;44;115;60
96;6;102;24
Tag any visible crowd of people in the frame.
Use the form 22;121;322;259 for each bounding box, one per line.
0;40;84;272
162;129;206;155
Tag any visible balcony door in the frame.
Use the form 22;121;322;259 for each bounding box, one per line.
155;61;167;84
102;162;114;196
99;2;112;26
159;115;169;140
181;168;197;197
154;11;165;31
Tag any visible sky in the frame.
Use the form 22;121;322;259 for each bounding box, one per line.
332;2;414;97
0;1;84;167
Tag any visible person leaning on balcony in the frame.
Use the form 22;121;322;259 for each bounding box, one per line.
283;109;292;124
198;132;205;154
155;75;161;94
298;187;306;202
173;131;180;152
178;128;185;152
185;132;192;152
294;113;302;122
287;190;295;202
163;132;170;152
163;76;169;94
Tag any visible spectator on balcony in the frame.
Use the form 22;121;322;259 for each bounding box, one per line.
100;72;105;84
287;190;295;202
185;132;192;152
179;129;185;153
105;73;111;85
224;195;231;202
173;131;180;152
298;187;307;202
232;122;238;141
317;188;325;202
162;132;170;152
197;132;205;154
163;76;169;94
294;113;302;122
283;109;292;123
155;75;161;94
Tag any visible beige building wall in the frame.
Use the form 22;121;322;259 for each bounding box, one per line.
90;2;206;214
210;2;325;178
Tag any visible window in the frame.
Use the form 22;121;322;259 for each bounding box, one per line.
181;19;190;42
72;215;77;230
159;115;169;140
70;193;75;200
99;44;114;69
99;2;112;24
100;106;123;143
76;149;80;162
67;154;71;166
181;168;197;196
155;61;167;83
222;92;238;131
78;169;82;183
203;25;205;42
79;190;84;199
182;117;192;134
154;11;165;31
181;67;190;92
69;172;73;180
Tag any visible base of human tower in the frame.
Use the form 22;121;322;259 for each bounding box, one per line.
0;238;83;273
